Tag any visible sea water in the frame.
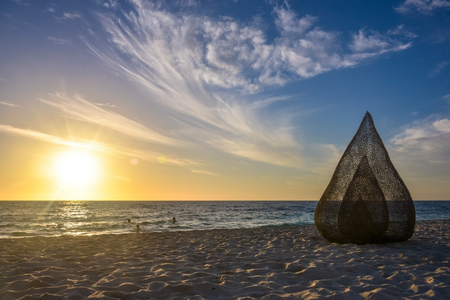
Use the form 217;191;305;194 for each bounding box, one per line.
0;201;448;238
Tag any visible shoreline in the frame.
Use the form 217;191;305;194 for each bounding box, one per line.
1;220;449;299
1;222;317;240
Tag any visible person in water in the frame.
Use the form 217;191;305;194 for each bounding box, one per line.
173;217;176;223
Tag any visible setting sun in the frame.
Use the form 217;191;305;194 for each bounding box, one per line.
54;151;99;187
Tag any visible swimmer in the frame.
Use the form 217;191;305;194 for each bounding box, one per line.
173;217;176;223
136;224;140;230
128;219;131;223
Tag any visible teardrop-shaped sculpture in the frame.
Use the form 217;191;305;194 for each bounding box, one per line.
315;112;415;244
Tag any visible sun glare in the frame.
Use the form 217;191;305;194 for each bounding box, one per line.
54;151;99;187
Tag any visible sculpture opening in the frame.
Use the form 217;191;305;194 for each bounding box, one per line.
315;112;415;244
338;156;389;244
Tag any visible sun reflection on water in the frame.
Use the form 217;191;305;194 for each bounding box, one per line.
57;201;91;236
60;201;88;217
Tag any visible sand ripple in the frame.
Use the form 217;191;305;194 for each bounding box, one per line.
1;220;449;299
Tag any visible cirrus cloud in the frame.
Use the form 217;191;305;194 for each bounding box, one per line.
395;0;450;14
39;93;178;146
81;1;414;169
0;101;20;108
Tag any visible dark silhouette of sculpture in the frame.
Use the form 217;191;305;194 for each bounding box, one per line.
315;112;415;244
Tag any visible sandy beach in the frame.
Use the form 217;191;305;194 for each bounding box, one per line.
1;220;449;300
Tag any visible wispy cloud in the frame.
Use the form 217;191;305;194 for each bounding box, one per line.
191;169;219;176
390;115;450;196
47;37;71;45
429;61;449;78
13;0;30;7
94;102;120;108
113;175;131;182
0;101;19;108
395;0;450;14
82;1;414;169
39;93;177;146
387;24;418;38
52;12;82;23
104;146;201;167
347;28;413;61
392;115;450;163
389;114;450;199
94;0;119;9
0;124;102;149
62;12;81;19
0;124;199;167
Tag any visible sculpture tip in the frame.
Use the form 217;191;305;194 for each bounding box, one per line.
363;111;373;121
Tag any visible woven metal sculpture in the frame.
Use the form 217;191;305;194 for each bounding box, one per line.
315;112;415;244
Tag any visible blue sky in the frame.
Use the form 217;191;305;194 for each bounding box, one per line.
0;0;449;200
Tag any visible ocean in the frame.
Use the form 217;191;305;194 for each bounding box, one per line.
0;201;448;239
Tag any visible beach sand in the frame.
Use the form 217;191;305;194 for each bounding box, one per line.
1;220;449;300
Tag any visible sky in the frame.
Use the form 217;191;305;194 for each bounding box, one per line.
0;0;449;200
